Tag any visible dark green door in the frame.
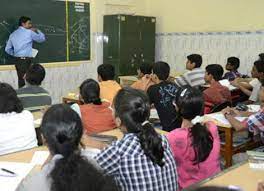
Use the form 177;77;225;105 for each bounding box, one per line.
103;15;121;76
139;16;156;64
119;15;140;76
103;15;156;77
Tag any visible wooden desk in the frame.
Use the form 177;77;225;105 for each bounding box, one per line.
62;93;82;105
0;146;47;163
190;162;264;191
99;128;167;140
0;128;167;191
204;116;261;168
0;128;167;162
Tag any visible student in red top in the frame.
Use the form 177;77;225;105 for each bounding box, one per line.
203;64;231;113
71;79;115;134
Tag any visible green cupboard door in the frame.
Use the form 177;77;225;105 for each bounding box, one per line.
103;15;121;76
139;16;156;65
119;15;140;76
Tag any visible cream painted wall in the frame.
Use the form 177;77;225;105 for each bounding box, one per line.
91;0;146;32
145;0;264;33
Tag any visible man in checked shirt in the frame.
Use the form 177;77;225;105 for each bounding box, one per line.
222;79;264;142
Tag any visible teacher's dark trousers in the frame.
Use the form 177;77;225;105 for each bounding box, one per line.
13;57;33;88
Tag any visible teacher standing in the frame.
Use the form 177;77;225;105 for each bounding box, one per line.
5;16;46;88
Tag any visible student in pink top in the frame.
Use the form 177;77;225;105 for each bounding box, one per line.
167;86;221;190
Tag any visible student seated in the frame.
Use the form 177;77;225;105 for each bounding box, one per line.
175;54;205;87
71;79;115;134
0;83;37;155
16;64;51;111
97;64;121;104
222;79;264;140
231;60;264;103
204;64;231;113
147;61;181;131
131;62;154;91
96;88;178;191
259;53;264;61
224;57;243;81
17;104;118;191
167;86;220;190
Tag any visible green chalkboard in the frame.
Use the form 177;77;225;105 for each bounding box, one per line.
0;0;90;65
68;2;90;61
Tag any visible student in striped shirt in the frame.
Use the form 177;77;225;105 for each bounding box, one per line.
16;64;51;111
175;54;205;87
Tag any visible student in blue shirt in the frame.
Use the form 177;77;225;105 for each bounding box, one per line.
5;16;46;88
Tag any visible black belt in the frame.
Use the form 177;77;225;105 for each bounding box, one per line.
15;57;33;60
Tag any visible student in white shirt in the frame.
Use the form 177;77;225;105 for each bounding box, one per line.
232;60;264;103
0;83;37;155
175;54;205;87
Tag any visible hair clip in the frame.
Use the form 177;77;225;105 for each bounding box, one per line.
142;121;150;126
180;88;187;97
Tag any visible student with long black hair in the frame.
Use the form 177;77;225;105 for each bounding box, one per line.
96;88;178;191
17;104;118;191
167;86;220;190
71;79;115;134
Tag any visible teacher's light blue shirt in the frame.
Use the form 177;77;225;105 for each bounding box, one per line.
5;26;46;57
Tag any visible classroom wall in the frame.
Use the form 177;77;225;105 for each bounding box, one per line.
145;0;264;33
0;0;147;103
2;0;263;102
145;0;264;75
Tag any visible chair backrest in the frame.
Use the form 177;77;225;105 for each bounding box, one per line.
210;101;232;113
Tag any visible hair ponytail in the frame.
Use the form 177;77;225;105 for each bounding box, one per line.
50;152;117;191
138;122;164;167
114;88;165;167
50;152;86;190
190;123;213;164
42;104;118;191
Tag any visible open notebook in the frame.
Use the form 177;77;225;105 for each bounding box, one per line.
219;79;237;91
205;113;246;127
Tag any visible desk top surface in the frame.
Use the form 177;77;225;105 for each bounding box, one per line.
0;128;168;162
0;128;261;191
199;162;264;191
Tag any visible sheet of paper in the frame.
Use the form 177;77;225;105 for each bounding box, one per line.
247;105;261;113
32;48;38;58
219;79;230;87
191;116;204;124
206;113;246;126
219;79;237;91
34;118;42;126
150;109;159;119
0;162;34;191
30;151;50;165
227;85;237;91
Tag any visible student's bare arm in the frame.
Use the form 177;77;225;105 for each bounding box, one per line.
234;82;252;97
225;114;247;131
